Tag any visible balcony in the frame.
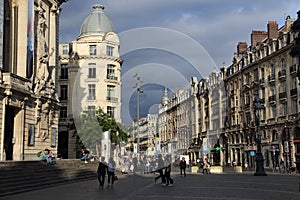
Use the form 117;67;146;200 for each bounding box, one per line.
106;75;118;81
290;64;297;75
259;78;265;86
106;96;118;102
279;92;287;101
290;88;297;97
268;95;276;103
87;96;95;100
278;70;286;79
268;74;275;83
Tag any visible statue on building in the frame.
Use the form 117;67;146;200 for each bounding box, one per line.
34;2;54;94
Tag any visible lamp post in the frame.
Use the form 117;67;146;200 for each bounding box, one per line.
253;94;267;176
133;73;143;154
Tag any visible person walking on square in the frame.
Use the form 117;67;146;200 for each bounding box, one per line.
97;156;107;189
164;155;174;186
179;157;187;177
154;154;166;185
202;158;209;174
107;157;116;189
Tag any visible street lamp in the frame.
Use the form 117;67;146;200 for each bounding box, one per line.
133;73;143;154
253;94;267;176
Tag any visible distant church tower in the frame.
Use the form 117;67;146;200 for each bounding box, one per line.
58;4;122;158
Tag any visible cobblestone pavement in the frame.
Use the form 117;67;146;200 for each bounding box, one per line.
1;172;300;200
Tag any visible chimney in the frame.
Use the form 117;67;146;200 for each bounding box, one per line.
267;21;278;39
237;42;247;56
251;30;267;48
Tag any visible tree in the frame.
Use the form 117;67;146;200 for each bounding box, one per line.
73;107;129;157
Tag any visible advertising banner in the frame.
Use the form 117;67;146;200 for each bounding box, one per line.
26;0;34;78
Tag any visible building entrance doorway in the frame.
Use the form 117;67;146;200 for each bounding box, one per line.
4;106;16;160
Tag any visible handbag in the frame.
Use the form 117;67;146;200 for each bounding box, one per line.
114;175;118;181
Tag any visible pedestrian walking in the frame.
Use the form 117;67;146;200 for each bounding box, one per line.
179;157;187;176
107;157;116;189
154;154;166;185
132;156;138;174
164;155;174;186
202;158;210;174
97;156;107;189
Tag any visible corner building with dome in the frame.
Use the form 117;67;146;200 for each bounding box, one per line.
58;4;122;158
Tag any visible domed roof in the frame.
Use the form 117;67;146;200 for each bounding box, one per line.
80;4;115;36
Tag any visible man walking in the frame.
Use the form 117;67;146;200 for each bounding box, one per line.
179;157;187;177
97;156;107;189
164;155;174;186
154;154;166;185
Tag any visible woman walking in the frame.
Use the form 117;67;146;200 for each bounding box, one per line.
107;157;116;189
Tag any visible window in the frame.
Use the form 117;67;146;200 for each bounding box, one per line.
261;68;265;79
89;45;97;55
254;69;258;82
60;64;68;79
271;105;277;118
60;85;68;100
107;85;117;101
88;64;96;78
87;106;95;112
292;99;298;114
281;103;287;116
291;77;297;89
280;81;286;93
106;46;113;56
107;64;116;80
28;124;35;146
245;92;250;106
281;59;286;70
60;106;67;119
107;106;115;118
62;45;69;55
271;63;275;75
88;84;96;100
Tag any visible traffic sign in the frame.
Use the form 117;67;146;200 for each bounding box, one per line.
250;151;255;156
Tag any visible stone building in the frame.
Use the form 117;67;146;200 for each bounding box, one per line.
158;79;198;162
197;68;227;166
58;4;122;158
0;0;66;161
224;17;300;169
131;114;158;156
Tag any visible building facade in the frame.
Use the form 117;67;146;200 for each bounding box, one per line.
157;80;198;162
197;69;227;166
223;17;300;169
0;0;66;161
131;114;158;156
58;4;122;158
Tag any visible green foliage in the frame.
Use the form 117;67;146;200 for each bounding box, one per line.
73;107;129;155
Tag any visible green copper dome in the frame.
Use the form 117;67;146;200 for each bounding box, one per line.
80;4;115;36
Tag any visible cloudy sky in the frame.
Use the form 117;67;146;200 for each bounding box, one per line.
60;0;300;124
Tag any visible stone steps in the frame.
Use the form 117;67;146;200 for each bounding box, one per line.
0;159;99;197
